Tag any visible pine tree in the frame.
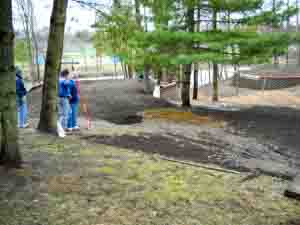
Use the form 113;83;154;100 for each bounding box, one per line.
132;0;297;102
93;0;298;103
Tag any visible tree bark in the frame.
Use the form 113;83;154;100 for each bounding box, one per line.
272;0;279;65
286;0;290;65
134;0;142;28
192;63;199;100
181;64;191;107
128;64;133;79
0;0;22;167
38;0;69;133
181;4;194;107
143;64;152;94
212;8;219;102
193;5;201;100
113;0;121;8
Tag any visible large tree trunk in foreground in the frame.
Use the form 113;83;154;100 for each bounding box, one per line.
0;0;22;167
38;0;68;133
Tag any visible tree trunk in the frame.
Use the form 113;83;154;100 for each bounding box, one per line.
286;0;290;65
272;0;279;65
143;65;152;94
113;0;121;8
0;0;22;167
96;56;99;72
28;0;41;81
212;63;219;102
16;0;35;80
128;64;133;79
297;0;300;65
212;9;219;102
134;0;142;28
181;4;194;107
99;55;102;72
192;5;201;100
181;64;191;107
38;0;69;133
193;63;199;100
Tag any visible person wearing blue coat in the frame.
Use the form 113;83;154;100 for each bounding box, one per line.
58;69;71;130
16;68;28;128
67;76;80;130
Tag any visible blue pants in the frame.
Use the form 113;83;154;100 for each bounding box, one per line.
58;97;70;129
17;97;28;128
68;102;78;128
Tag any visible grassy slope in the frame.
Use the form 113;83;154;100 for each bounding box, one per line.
0;128;299;225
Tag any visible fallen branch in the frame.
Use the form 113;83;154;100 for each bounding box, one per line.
158;156;241;175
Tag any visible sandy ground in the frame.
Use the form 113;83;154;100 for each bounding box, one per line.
196;79;300;108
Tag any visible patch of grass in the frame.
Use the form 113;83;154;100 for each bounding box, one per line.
96;166;118;175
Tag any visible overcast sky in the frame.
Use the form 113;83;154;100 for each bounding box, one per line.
13;0;107;32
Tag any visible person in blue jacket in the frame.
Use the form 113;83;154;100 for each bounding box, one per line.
16;68;29;128
67;72;80;131
58;69;71;131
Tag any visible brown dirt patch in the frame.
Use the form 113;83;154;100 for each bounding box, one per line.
82;132;249;172
48;175;82;193
143;109;224;127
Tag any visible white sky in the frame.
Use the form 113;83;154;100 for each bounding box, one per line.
13;0;103;32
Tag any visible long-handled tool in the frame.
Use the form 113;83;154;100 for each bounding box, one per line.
80;96;92;129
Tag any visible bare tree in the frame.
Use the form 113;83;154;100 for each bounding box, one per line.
28;0;41;80
16;0;34;79
38;0;69;133
15;0;41;81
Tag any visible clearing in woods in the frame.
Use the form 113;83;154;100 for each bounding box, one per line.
1;79;299;225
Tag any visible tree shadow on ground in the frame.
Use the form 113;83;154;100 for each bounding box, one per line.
192;105;300;153
82;132;250;172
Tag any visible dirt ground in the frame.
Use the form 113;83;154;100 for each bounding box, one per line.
196;79;300;108
1;128;300;225
1;58;300;224
2;78;297;224
27;79;300;178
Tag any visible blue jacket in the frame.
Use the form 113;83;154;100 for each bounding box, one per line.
16;73;27;98
69;79;79;104
58;78;71;98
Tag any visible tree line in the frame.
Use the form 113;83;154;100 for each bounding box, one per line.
92;0;300;105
